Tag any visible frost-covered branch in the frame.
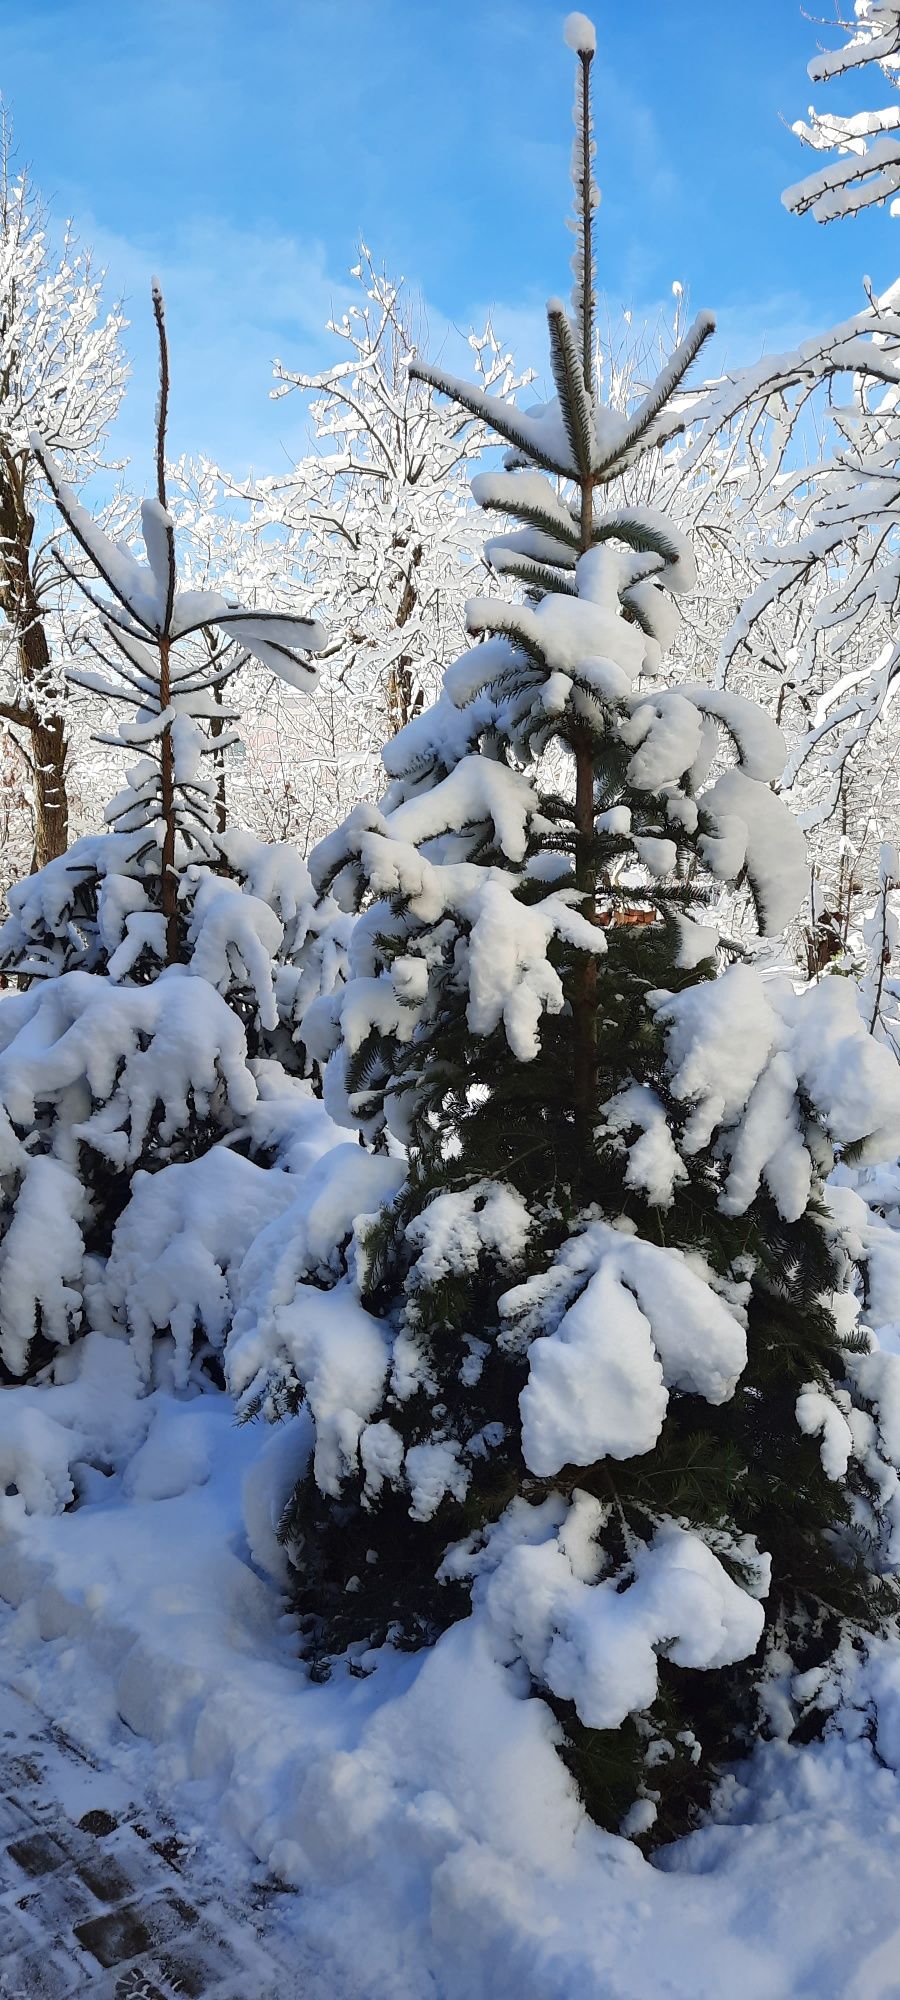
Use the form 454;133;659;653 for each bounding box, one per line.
785;1;900;223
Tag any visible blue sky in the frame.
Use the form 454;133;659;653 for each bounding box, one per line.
3;0;897;480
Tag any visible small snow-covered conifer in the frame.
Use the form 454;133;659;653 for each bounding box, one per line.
12;285;324;974
229;17;900;1844
0;293;330;1386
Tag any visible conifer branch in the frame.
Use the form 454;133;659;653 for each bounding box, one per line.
547;302;597;480
465;599;553;667
473;485;580;552
591;511;684;569
487;550;579;596
30;451;154;635
409;359;577;477
594;310;716;479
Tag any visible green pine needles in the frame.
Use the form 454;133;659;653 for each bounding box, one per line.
251;13;900;1847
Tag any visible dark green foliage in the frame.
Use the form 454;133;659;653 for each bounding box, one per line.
287;723;898;1843
278;28;899;1855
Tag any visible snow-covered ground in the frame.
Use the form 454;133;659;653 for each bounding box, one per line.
4;1281;900;1995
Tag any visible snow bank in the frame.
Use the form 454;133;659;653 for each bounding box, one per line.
4;1362;900;1998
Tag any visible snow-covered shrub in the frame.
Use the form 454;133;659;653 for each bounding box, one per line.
233;19;900;1848
0;967;260;1380
87;1078;344;1393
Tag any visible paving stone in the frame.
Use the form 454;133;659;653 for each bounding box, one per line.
0;1904;36;1955
0;1752;46;1790
107;1826;174;1888
154;1946;213;1997
73;1902;160;1971
155;1934;242;1997
16;1867;102;1930
72;1846;139;1905
145;1892;199;1938
74;1894;199;1971
0;1794;34;1838
0;1947;82;1997
6;1828;68;1878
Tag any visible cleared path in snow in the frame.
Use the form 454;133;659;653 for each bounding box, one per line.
0;1670;324;2000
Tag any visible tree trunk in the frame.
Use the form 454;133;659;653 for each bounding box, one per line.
386;544;424;735
30;710;68;868
573;724;598;1162
158;637;179;963
0;453;70;872
18;615;68;870
386;654;424;736
572;437;598;1165
210;674;228;836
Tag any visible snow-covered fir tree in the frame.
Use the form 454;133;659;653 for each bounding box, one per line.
227;15;900;1846
0;288;330;1386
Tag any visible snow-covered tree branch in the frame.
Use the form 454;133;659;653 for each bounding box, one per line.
232;249;527;848
785;1;900;224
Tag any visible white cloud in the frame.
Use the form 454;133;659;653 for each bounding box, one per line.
78;213;362;479
73;197;823;501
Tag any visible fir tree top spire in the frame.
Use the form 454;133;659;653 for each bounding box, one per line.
564;12;599;402
410;10;714;498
